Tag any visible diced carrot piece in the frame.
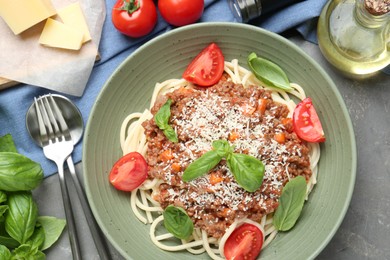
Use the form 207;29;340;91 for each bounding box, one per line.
171;163;181;173
209;173;224;185
228;131;240;142
220;208;230;218
282;118;292;126
257;98;268;114
241;103;256;115
274;133;286;144
160;149;174;162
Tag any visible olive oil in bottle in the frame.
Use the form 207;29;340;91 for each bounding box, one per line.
317;0;390;78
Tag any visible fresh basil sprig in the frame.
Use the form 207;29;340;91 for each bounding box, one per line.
0;134;65;258
182;140;264;192
154;99;178;143
163;205;194;240
247;52;293;91
273;175;307;231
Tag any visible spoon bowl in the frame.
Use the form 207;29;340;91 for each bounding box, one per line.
26;94;83;147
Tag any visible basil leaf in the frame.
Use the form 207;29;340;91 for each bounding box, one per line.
0;152;43;191
5;192;38;244
26;224;45;250
212;140;233;157
12;244;45;260
0;134;17;153
247;52;292;91
163;126;178;143
154;99;178;142
155;99;172;129
0;190;7;204
0;235;19;249
227;153;264;192
0;205;8;221
0;245;11;260
273;176;307;231
182;150;222;182
163;205;193;240
37;216;66;251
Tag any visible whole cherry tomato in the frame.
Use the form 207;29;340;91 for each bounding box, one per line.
112;0;157;38
158;0;204;27
182;43;225;87
109;152;148;191
293;97;326;143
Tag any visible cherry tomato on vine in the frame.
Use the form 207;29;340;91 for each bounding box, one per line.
182;43;225;87
224;223;264;260
158;0;204;27
293;97;326;143
109;152;148;191
112;0;157;38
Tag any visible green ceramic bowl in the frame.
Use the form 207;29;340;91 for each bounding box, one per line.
83;23;356;260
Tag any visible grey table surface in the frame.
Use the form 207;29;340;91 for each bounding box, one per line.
32;36;390;260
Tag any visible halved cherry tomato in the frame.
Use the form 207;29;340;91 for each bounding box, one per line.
112;0;157;38
109;152;148;191
224;223;263;260
183;43;224;87
158;0;204;27
293;97;326;143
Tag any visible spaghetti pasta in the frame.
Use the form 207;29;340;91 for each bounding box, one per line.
119;59;320;259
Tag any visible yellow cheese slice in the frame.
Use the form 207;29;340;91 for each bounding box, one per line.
0;0;56;35
57;2;92;44
39;18;84;50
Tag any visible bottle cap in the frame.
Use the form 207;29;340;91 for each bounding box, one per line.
228;0;301;23
228;0;262;23
364;0;390;15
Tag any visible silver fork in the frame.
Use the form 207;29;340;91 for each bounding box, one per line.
35;95;82;260
35;94;110;260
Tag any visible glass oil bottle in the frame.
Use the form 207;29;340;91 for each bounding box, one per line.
317;0;390;78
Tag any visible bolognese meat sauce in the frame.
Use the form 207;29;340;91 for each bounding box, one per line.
142;79;312;238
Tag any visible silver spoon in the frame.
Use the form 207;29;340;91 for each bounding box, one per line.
26;94;110;260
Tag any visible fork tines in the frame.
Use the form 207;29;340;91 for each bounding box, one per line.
34;94;71;146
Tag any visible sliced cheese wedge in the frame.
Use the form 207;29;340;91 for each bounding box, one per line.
0;0;56;35
39;18;84;50
57;2;92;44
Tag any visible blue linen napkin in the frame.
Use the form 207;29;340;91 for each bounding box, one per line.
0;0;329;177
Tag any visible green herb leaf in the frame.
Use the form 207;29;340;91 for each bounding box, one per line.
12;244;45;260
212;140;233;157
0;152;43;191
163;205;193;240
247;52;292;91
163;126;178;143
0;245;11;260
154;99;178;143
5;192;38;244
0;205;9;221
182;150;222;182
0;235;19;249
273;176;307;231
26;224;45;251
226;153;264;192
0;134;17;153
155;99;172;129
37;216;66;251
0;190;7;204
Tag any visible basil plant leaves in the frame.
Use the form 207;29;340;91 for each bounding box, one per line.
182;140;264;192
0;134;65;259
